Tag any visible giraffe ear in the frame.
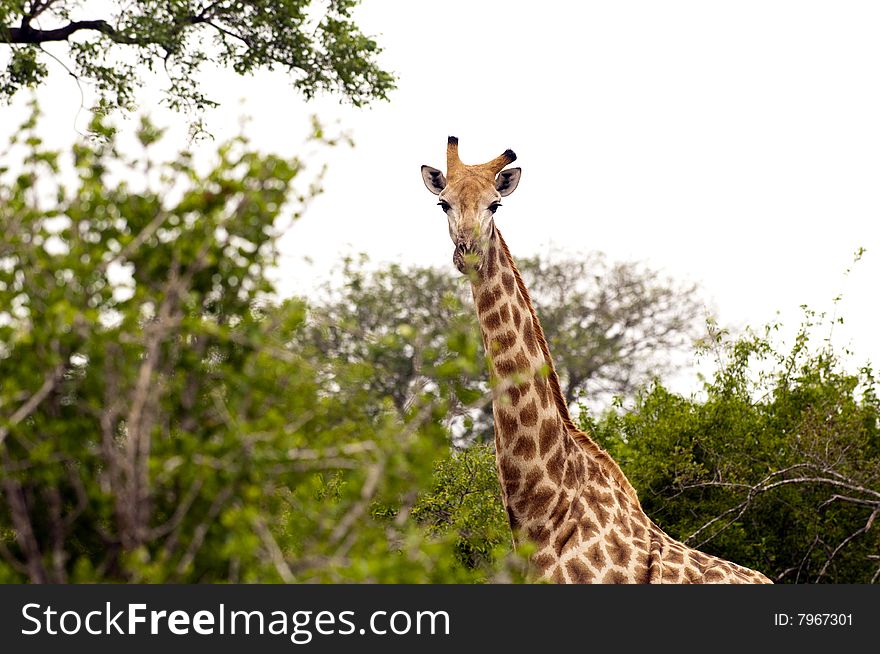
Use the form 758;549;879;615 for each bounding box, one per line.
421;165;447;195
495;167;521;197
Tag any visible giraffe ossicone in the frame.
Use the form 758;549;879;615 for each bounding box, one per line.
420;137;772;584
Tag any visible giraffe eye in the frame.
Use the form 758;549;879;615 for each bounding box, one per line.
438;200;451;212
488;202;501;213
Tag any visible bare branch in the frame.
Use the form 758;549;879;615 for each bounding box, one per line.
0;474;47;583
251;514;294;583
0;362;65;447
285;441;377;461
147;478;204;540
329;459;384;550
816;509;879;582
175;486;233;577
685;463;880;548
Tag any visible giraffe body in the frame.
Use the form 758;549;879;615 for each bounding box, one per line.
421;137;772;584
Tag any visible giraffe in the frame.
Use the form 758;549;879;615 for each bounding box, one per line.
420;137;772;584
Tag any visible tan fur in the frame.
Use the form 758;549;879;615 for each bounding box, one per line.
496;235;640;504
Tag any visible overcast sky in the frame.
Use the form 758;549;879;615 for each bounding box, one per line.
3;1;879;389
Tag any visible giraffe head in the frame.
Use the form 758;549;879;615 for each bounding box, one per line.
421;137;522;275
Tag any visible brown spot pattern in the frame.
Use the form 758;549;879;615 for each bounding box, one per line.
566;558;593;583
485;246;497;278
607;530;632;568
500;459;520;484
664;565;681;583
519;399;538;427
587;541;606;569
491;330;517;353
515;379;530;397
533;374;549;407
496;409;518;435
548;495;570;527
684;567;702;584
602;569;628;584
704;568;725;583
666;549;684;565
501;272;515;294
563;459;579;488
512;305;521;328
538;418;558;456
615;509;632;537
496;350;529;377
692;551;710;566
546;448;565;485
512;436;536;460
506;384;522;407
524;486;556;520
477;285;502;313
595;489;614;506
579;519;599;542
532;553;554;570
522;469;542;492
522;318;538;356
553;522;578;554
471;235;771;586
592;501;611;526
483;310;501;330
528;524;550;545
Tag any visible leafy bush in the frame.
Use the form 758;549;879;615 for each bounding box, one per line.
584;316;880;583
412;445;522;578
0;108;524;583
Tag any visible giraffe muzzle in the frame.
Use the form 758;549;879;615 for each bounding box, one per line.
453;241;482;274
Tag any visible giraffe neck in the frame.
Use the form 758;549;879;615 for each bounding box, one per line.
469;229;581;540
467;231;771;584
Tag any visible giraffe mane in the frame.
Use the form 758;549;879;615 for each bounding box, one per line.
495;232;640;503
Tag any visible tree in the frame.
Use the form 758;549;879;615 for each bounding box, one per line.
0;107;524;583
417;304;880;584
301;257;478;416
0;1;394;133
412;445;519;576
518;253;702;407
585;314;880;583
299;253;704;443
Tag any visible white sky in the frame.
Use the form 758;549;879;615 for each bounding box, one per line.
2;1;879;390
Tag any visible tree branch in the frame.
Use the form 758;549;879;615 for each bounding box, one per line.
251;514;295;583
0;362;65;448
0;474;48;583
6;20;136;45
816;508;879;582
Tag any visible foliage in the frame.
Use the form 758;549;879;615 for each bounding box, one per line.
0;0;395;134
0;107;523;583
301;257;479;416
299;253;703;443
412;445;521;577
3;106;876;585
518;253;701;407
583;315;880;583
